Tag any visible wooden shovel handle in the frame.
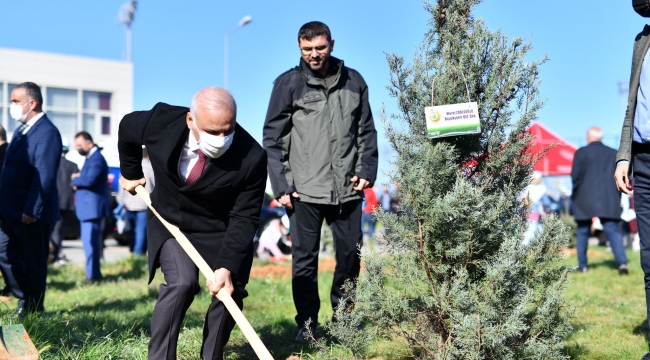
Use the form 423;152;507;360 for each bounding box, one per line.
134;185;273;360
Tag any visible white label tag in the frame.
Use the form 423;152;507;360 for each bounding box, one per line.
425;102;481;139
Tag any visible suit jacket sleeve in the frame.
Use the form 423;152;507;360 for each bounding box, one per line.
214;149;268;276
354;77;378;185
25;128;62;219
571;149;584;201
119;108;154;180
71;154;104;189
618;26;650;163
263;76;295;198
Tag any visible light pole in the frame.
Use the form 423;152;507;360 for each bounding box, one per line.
224;15;252;89
118;0;138;62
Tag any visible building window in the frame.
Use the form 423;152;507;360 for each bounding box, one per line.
83;91;111;135
47;88;77;109
6;84;19;132
102;116;111;135
46;87;78;136
83;91;111;111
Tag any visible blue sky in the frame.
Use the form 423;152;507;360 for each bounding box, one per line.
0;0;646;185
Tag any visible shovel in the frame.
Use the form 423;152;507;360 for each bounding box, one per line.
0;324;38;359
134;185;273;360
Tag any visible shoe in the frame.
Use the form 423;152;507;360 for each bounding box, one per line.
619;264;629;275
577;267;588;273
295;326;316;343
641;352;650;360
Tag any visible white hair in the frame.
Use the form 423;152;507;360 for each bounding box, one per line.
189;87;237;123
587;127;603;141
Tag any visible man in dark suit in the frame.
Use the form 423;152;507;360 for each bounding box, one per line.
573;126;627;274
49;139;79;264
71;132;110;282
0;125;8;176
615;4;650;351
118;87;267;360
0;82;62;315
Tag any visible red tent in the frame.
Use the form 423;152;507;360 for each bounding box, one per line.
527;122;576;176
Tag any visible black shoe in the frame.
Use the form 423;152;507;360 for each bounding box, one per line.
295;325;317;343
619;264;629;275
0;287;12;297
640;352;650;360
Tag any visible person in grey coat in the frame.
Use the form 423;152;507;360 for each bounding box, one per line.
615;2;650;353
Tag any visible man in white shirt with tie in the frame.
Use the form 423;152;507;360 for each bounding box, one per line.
0;82;61;316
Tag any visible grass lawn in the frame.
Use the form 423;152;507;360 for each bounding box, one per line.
1;245;649;359
563;245;649;360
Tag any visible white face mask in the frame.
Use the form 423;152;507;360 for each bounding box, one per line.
9;101;32;123
194;122;235;159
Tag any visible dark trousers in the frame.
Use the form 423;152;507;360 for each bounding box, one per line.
633;146;650;336
148;239;246;360
288;199;362;328
50;209;74;261
576;219;628;270
126;210;147;255
81;218;103;281
0;221;51;311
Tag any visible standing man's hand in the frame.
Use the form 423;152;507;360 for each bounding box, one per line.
351;176;370;191
71;172;80;180
206;268;234;297
615;163;633;195
278;192;300;210
119;175;146;195
21;214;37;224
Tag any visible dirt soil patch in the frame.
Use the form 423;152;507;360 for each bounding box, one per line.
250;258;336;279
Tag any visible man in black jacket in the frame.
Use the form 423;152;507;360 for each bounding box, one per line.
573;126;627;273
263;21;378;341
119;87;267;360
49;139;78;264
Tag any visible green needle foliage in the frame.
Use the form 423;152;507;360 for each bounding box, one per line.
319;0;574;359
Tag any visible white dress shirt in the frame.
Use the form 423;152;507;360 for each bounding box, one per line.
20;112;45;135
178;131;201;182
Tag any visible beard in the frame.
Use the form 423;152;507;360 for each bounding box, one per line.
307;56;330;73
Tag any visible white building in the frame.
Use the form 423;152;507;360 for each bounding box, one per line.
0;47;133;167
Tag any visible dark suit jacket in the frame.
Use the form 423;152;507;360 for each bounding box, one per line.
572;141;622;221
0;114;62;224
617;25;650;176
58;155;79;211
71;148;110;221
0;142;7;176
118;103;267;284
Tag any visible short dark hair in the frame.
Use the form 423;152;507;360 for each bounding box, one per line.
75;131;94;143
298;21;331;42
15;82;43;107
0;125;6;142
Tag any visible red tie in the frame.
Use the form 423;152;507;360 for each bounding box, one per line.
186;149;206;185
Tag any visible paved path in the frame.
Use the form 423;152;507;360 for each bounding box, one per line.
60;239;131;268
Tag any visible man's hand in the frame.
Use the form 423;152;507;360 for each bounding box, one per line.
206;268;234;297
351;176;370;191
21;214;36;225
278;192;300;210
71;172;80;180
615;163;633;195
119;175;146;195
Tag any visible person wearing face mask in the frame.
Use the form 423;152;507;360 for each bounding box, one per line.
118;87;267;360
70;132;110;283
0;82;62;316
616;3;650;357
